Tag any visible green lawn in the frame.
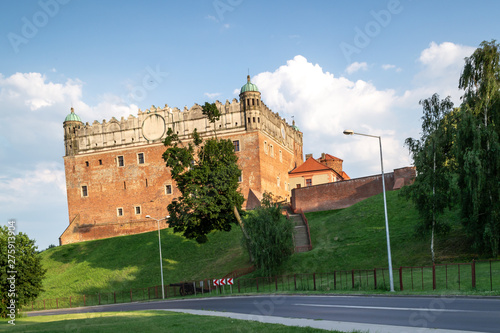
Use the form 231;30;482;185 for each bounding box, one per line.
38;226;250;300
37;190;498;303
0;311;351;333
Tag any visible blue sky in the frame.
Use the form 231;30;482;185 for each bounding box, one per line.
0;0;498;249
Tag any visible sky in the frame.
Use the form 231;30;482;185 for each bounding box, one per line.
0;0;498;250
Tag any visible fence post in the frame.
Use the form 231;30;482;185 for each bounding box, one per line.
294;274;297;290
98;293;101;305
399;267;404;291
333;271;337;290
256;278;259;292
194;281;197;296
313;273;317;291
471;260;476;289
374;269;377;290
432;264;436;290
490;260;493;291
351;270;355;289
275;276;278;291
238;279;241;293
130;288;133;302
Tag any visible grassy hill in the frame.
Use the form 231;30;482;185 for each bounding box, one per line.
39;190;478;299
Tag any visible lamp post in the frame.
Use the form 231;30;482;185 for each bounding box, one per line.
343;129;395;292
146;215;170;299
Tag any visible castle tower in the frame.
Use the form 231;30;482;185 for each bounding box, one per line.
239;75;261;130
63;107;83;156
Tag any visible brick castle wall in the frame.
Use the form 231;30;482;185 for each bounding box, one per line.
291;167;415;213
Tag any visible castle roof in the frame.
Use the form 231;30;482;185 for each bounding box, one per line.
64;108;82;122
240;75;259;93
319;153;343;162
289;156;332;174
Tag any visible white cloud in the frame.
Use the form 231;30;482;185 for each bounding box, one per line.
0;163;65;203
204;92;222;100
253;55;407;177
414;41;475;104
345;61;368;74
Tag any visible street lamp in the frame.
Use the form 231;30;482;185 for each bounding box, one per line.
146;215;170;299
343;129;395;292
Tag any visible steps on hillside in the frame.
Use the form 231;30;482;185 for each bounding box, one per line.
288;213;311;252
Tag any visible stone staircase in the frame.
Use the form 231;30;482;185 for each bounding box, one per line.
284;206;312;252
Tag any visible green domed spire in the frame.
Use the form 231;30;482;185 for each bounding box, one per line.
65;107;82;122
240;75;259;93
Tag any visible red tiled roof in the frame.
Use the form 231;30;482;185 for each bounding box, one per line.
340;171;350;180
320;153;343;161
289;157;332;174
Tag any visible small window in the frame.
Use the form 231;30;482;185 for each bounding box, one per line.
270;144;274;157
117;208;123;217
135;206;141;215
137;153;145;164
99;159;103;165
253;117;255;123
123;181;126;190
233;140;240;152
81;185;88;197
258;117;260;123
85;161;89;167
165;185;172;195
297;184;301;189
248;117;251;124
252;99;255;106
306;179;312;187
117;156;124;167
238;174;242;183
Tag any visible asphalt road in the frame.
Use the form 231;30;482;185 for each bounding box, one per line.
28;295;500;332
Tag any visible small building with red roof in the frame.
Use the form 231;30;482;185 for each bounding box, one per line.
288;152;349;190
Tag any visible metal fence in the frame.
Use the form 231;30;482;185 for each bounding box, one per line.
28;259;499;312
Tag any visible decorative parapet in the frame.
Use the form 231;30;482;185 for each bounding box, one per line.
67;98;302;156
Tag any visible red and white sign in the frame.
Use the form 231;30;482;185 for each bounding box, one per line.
213;279;219;286
227;278;234;285
219;278;226;286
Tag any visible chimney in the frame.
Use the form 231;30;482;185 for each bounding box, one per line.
321;152;326;160
305;153;313;160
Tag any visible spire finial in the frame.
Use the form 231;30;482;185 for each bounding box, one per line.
247;74;251;83
71;107;74;113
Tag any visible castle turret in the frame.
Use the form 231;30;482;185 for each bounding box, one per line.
239;75;262;130
63;107;83;156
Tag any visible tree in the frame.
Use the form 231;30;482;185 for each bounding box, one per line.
162;103;246;244
401;94;455;262
1;225;46;319
243;192;294;277
456;40;500;256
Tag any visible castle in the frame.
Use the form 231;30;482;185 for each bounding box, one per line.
60;76;304;245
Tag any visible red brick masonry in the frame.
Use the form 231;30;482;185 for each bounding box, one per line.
291;167;415;213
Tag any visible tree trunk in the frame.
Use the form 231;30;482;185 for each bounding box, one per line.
233;206;254;262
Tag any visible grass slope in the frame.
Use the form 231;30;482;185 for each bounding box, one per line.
281;190;471;275
38;226;249;299
39;190;479;299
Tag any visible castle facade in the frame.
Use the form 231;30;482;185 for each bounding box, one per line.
60;76;304;245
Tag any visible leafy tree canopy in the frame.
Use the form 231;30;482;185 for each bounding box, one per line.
162;103;244;244
243;192;294;277
1;225;46;318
